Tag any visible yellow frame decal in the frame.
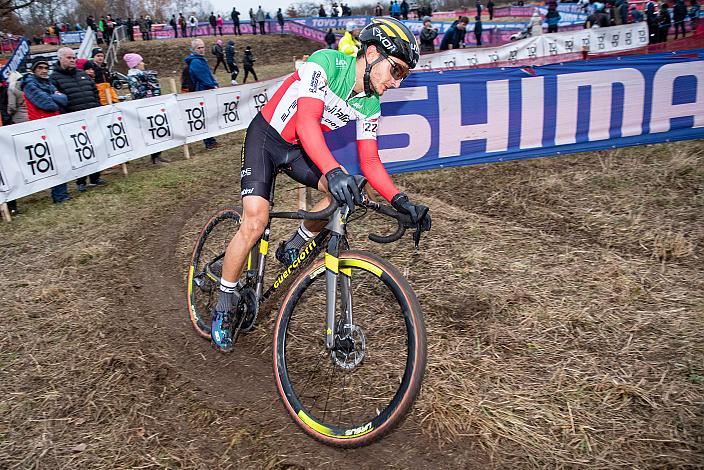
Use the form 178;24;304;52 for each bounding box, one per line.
340;259;383;277
325;253;339;273
259;239;269;255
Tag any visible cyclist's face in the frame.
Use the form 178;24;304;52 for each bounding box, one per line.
368;47;409;95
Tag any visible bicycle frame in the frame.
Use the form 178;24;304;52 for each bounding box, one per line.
245;203;352;349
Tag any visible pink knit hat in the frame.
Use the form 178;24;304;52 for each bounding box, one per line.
216;39;223;45
123;53;143;69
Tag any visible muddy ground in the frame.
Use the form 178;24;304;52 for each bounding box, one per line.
1;133;702;468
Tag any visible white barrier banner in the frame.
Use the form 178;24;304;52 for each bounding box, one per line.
416;23;649;71
0;76;285;203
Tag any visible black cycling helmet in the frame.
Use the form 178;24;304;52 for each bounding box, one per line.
359;17;420;69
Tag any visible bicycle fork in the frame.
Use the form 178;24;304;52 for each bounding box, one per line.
324;208;352;349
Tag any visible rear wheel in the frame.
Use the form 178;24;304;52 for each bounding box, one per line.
187;208;242;339
273;250;426;447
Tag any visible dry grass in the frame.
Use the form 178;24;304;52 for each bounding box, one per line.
1;129;702;468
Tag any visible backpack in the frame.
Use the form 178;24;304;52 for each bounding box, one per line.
211;44;220;56
180;64;195;92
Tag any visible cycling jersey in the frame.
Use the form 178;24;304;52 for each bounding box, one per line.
258;49;398;201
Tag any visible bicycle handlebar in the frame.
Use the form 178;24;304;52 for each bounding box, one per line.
270;175;424;247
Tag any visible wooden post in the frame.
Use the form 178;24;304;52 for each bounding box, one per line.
104;91;129;175
170;78;190;159
0;203;11;222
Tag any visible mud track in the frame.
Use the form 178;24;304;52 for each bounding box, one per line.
126;195;487;468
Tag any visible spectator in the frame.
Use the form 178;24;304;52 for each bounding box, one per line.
7;71;27;124
22;56;69;204
212;39;227;72
690;0;701;32
343;3;352;16
630;5;644;22
179;13;187;37
186;39;220;150
242;45;258;83
529;11;543;36
249;8;257;34
585;2;611;27
104;14;114;43
319;4;327;17
86;15;96;31
673;0;688;37
401;0;410;19
474;15;483;45
225;40;239;84
325;28;337;49
146;15;154;40
331;2;339;17
338;22;360;56
618;0;630;24
209;12;217;36
337;2;343;16
189;13;198;37
277;8;285;34
88;47;117;106
476;0;483;18
657;3;672;42
51;47;107;193
419;16;438;52
126;17;135;41
374;3;383;16
439;16;469;50
124;53;168;165
231;7;241;35
546;6;561;33
170;15;178;37
98;16;106;42
487;0;495;20
217;14;224;35
391;1;401;18
257;6;266;34
138;16;148;41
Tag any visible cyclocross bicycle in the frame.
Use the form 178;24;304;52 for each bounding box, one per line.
186;175;427;447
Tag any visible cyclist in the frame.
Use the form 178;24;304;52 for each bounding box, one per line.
211;17;432;352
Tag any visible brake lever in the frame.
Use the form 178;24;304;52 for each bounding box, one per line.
413;225;422;251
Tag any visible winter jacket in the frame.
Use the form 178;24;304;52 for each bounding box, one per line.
7;77;28;123
546;10;561;26
225;42;236;62
243;50;256;68
21;73;67;120
474;20;483;35
256;8;265;22
419;26;438;52
185;53;218;91
673;0;688;21
209;14;217;26
50;65;100;113
439;21;467;50
338;31;359;56
127;68;161;100
325;30;337;46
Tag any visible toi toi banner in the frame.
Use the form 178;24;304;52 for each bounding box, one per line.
0;76;285;203
326;49;704;175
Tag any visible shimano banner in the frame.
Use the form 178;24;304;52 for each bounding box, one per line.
327;50;704;175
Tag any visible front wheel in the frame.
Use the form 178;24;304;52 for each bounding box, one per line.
273;250;427;448
187;207;242;339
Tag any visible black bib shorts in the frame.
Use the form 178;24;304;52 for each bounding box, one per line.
240;112;324;201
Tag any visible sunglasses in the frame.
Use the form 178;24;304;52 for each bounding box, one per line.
383;54;410;81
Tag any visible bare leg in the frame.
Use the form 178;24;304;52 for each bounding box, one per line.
220;195;270;283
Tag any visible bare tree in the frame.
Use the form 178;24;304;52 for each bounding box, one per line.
0;0;36;18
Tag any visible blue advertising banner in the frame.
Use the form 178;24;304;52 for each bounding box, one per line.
327;50;704;175
60;31;86;44
0;37;30;82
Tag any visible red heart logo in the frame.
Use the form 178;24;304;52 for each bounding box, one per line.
160;108;165;112
41;135;46;140
117;116;122;121
81;125;87;130
199;102;204;106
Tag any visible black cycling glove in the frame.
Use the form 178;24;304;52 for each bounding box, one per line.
326;168;362;212
391;192;431;231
